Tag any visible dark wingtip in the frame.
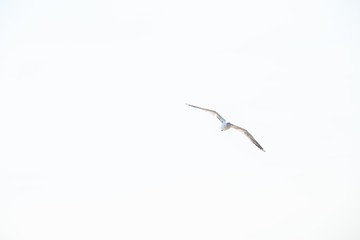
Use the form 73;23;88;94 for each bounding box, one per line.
256;144;265;152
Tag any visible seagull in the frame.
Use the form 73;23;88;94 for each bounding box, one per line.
187;104;265;151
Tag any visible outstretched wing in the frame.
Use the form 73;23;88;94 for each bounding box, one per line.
230;124;265;151
186;104;226;123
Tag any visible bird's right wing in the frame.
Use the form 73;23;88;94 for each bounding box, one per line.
186;104;226;123
230;124;265;152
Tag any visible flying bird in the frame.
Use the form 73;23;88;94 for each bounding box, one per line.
187;104;265;151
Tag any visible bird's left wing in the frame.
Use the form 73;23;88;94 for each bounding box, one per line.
230;124;265;151
186;104;226;123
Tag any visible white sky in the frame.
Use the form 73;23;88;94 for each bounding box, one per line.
1;0;360;239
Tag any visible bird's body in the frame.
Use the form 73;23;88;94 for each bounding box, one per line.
187;103;265;151
220;121;231;131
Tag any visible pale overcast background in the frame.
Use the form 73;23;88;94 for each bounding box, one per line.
1;0;360;239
